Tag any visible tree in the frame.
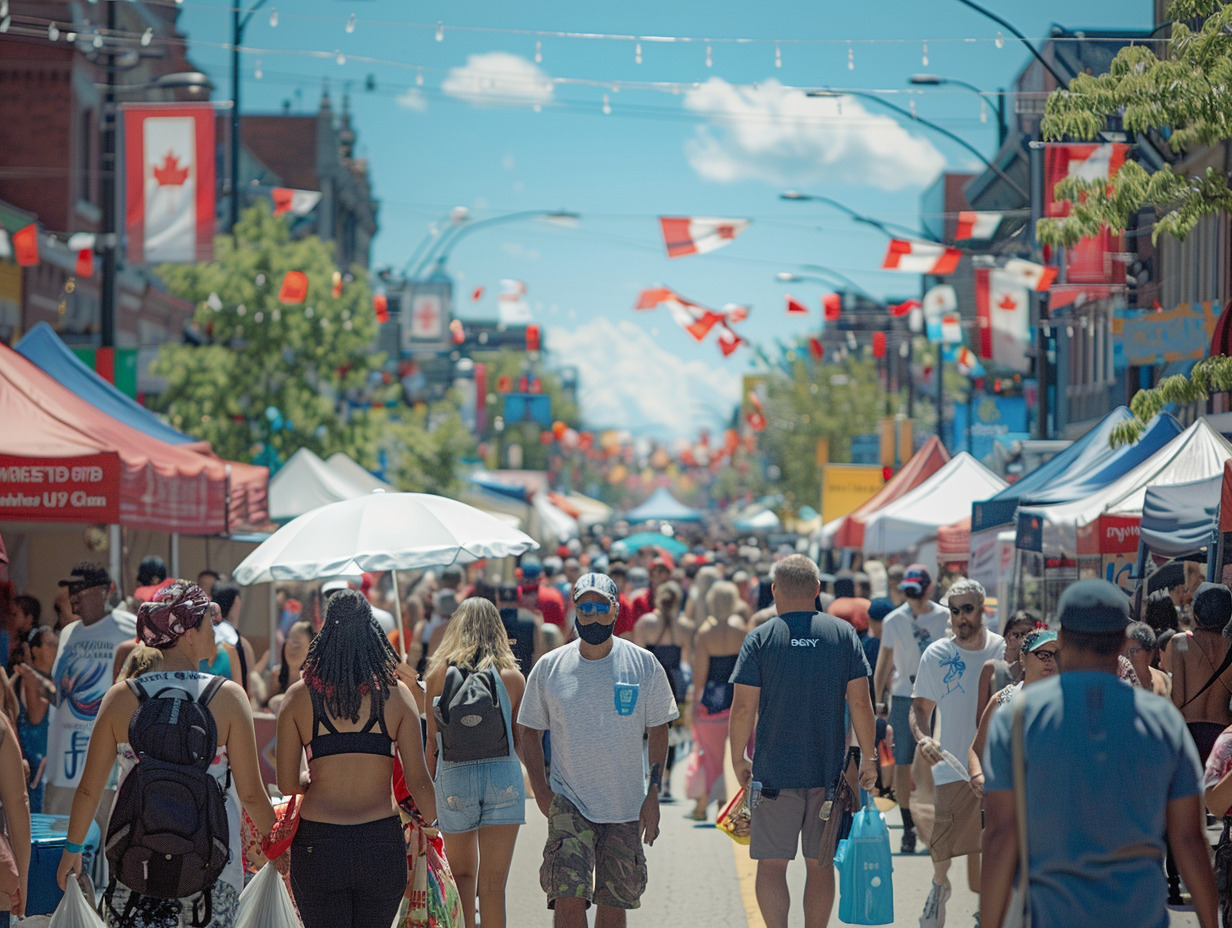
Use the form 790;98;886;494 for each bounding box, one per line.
1108;354;1232;445
1038;0;1232;247
384;399;476;497
150;204;394;468
474;347;580;472
757;351;889;512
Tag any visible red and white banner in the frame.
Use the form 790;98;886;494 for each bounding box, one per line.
1044;143;1129;218
0;454;121;524
975;267;1032;373
659;216;750;258
635;287;724;342
954;211;1003;241
785;294;809;315
718;327;744;357
881;239;962;275
124;103;215;264
271;187;322;217
1001;258;1058;292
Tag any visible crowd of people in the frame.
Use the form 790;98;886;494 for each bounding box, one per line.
0;536;1225;927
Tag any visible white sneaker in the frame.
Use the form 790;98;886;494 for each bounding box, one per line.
919;881;951;928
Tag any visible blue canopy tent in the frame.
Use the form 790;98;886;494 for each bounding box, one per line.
624;487;703;524
15;322;204;449
1135;475;1223;580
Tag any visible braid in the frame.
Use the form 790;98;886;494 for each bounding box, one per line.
301;589;398;722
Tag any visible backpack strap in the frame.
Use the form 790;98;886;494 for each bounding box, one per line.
198;674;227;708
125;678;147;703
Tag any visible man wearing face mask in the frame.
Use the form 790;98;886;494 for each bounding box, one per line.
518;573;679;927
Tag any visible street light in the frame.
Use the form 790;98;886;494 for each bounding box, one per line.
806;89;1029;202
909;74;1007;148
950;0;1070;87
780;191;935;241
412;209;581;278
230;0;272;232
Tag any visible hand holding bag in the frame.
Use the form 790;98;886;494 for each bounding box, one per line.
834;792;894;925
716;788;751;845
47;877;105;928
818;747;861;866
233;862;302;928
261;795;301;862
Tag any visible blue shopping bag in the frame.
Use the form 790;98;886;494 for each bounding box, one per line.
834;794;894;925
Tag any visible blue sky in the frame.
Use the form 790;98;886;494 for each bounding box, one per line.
178;0;1150;441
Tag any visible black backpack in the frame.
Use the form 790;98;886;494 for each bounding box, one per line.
104;675;230;928
433;666;509;763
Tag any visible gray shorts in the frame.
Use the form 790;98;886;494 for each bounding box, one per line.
749;787;828;861
888;696;918;766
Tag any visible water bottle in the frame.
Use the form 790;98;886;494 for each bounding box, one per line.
749;780;763;809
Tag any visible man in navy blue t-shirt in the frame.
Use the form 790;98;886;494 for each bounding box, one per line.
729;554;877;928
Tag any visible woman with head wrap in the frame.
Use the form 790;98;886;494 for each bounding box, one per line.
274;589;436;928
54;581;278;927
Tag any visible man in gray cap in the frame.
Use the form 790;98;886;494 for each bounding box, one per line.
980;579;1217;928
518;572;679;925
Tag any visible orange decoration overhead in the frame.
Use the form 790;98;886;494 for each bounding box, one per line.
278;271;308;305
373;293;389;324
13;224;38;267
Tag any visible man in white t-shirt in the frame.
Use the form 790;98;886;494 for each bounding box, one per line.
872;564;948;853
43;562;137;827
518;572;679;924
911;578;1005;928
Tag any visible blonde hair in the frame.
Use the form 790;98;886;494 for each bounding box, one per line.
428;597;518;675
706;580;742;623
119;643;164;681
689;566;721;625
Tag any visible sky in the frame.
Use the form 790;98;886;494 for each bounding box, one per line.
177;0;1152;441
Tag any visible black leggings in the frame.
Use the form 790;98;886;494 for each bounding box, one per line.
291;816;407;928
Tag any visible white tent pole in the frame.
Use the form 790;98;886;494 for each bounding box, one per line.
109;525;122;596
391;570;408;662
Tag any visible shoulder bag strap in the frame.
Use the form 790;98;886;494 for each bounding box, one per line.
1012;694;1031;921
199;674;227;707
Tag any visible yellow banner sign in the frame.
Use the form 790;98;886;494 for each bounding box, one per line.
821;465;885;524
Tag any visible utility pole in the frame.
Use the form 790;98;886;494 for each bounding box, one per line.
100;0;118;349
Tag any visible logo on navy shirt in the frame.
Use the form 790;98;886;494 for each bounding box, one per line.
791;638;819;647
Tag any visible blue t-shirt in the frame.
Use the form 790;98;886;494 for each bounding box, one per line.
984;672;1202;928
730;611;870;790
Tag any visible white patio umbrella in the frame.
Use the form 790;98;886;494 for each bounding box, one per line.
233;490;539;658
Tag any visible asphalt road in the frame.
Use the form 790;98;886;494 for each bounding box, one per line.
501;761;1206;928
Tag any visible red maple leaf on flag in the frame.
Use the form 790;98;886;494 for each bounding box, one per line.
152;151;190;186
997;293;1018;311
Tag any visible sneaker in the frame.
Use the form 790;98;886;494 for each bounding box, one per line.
972;912;980;928
900;827;917;854
919;881;951;928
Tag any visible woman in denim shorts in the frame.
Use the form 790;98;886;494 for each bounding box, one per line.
424;597;527;928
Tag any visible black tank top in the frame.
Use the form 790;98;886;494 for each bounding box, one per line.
305;687;395;761
649;621;687;702
700;653;738;713
500;608;536;679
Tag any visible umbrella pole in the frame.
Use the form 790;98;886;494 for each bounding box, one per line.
391;571;409;663
268;583;278;673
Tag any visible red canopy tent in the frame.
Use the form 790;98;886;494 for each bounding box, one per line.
0;343;262;533
937;516;971;565
832;436;951;550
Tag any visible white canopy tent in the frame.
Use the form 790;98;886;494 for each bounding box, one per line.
268;448;376;522
862;453;1007;555
1016;419;1232;558
325;452;395;493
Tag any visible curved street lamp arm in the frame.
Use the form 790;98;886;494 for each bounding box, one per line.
950;0;1070;87
795;266;879;302
812;89;1029;202
413;210;577;278
238;0;271;34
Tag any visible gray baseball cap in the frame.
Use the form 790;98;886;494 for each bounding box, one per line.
1056;579;1130;633
572;572;619;607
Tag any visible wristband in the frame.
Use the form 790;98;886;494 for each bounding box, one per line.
64;841;84;854
648;763;662;789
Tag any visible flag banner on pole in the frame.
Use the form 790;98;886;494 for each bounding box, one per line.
1001;258;1057;292
926;311;963;345
1044;143;1129;218
823;293;842;321
889;298;920;317
722;303;749;324
954;211;1003;241
12;224;39;266
271;187;323;217
881;239;962;275
124;103;215;264
659;216;750;258
498;278;534;326
786;294;809;315
944;343;985;378
975;267;1031;373
718;327;744;357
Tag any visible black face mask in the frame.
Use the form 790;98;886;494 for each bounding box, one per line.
575;618;615;645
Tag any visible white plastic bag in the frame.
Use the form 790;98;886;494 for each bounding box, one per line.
48;878;105;928
234;863;301;928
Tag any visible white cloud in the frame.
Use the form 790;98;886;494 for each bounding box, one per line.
499;241;540;261
441;53;554;108
681;79;946;192
548;317;741;439
396;87;427;112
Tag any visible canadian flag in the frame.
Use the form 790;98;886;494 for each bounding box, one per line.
786;295;809;315
717;327;744;357
1001;258;1057;292
822;293;842;321
659;217;750;258
498;278;533;326
927;312;963;345
954;211;1003;241
889;299;920;318
881;239;962;275
124;104;215;264
975;267;1031;373
635;287;724;342
946;344;985;377
722;303;749;324
1045;143;1128;217
271;187;323;217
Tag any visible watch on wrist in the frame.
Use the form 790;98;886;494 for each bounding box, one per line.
648;763;662;790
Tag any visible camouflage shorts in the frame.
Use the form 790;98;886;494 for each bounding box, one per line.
540;793;647;910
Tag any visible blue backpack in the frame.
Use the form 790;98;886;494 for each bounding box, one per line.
833;795;894;925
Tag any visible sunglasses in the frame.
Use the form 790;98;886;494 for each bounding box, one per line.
1031;649;1059;662
949;603;978;615
576;601;612;615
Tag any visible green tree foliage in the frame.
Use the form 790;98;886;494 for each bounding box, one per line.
1109;354;1232;445
473;348;580;472
384;400;475;497
151;204;393;467
1038;0;1232;247
758;352;889;511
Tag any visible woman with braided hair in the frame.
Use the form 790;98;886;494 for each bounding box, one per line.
275;588;436;928
55;580;278;927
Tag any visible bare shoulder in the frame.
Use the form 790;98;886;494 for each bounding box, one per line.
499;666;525;695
